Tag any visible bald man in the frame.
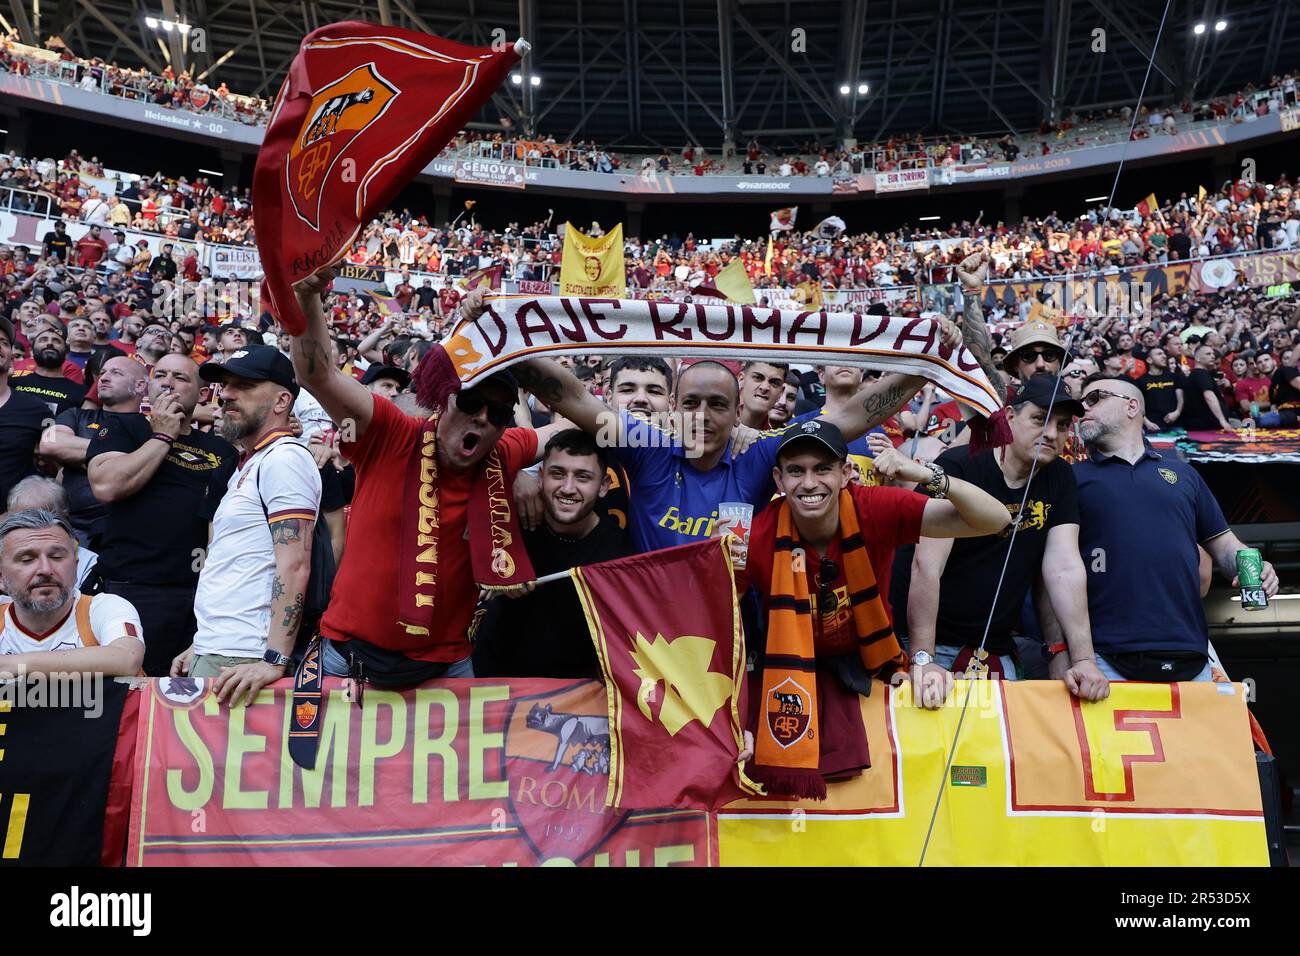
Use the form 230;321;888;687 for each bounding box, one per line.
39;355;147;548
86;353;238;674
1041;374;1279;683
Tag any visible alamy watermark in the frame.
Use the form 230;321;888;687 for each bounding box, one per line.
594;410;706;458
0;672;104;719
152;279;261;323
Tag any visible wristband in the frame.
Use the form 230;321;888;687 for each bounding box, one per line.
1047;642;1068;656
151;433;175;445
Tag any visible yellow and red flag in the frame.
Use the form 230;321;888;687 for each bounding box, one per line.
558;221;626;297
370;290;402;316
458;264;504;293
1136;192;1160;216
571;539;760;810
253;21;522;334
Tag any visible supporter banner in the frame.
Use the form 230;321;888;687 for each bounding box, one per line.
719;681;1267;866
874;168;930;193
558;222;626;297
517;279;554;295
444;296;1003;417
1281;108;1300;133
331;263;388;293
1187;249;1300;293
207;243;262;279
0;678;134;866
453;158;526;189
829;286;915;309
0;211;198;265
1177;428;1300;464
126;677;713;866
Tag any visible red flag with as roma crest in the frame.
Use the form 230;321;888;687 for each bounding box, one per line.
253;21;523;333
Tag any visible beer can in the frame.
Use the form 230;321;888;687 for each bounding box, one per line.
716;501;754;571
1236;548;1268;611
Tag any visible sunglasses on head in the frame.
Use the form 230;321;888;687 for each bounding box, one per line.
454;389;515;428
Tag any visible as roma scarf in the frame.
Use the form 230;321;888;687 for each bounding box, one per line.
254;21;522;333
752;490;908;800
396;409;535;637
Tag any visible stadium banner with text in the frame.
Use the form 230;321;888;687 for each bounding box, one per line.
453;158;526;189
0;678;136;867
442;296;1003;417
558;222;627;298
126;677;714;867
719;680;1266;867
207;243;263;279
874;168;930;192
331;264;388;293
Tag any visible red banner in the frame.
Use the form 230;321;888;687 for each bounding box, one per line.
126;678;712;866
254;21;520;333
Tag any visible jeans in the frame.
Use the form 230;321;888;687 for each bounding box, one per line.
102;581;196;677
319;638;474;679
1094;654;1213;682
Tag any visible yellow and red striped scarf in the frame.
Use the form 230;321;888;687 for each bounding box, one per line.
752;489;907;799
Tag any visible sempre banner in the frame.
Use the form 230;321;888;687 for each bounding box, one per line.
114;677;1266;867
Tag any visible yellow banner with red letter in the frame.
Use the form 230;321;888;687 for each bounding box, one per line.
719;680;1266;866
558;222;626;298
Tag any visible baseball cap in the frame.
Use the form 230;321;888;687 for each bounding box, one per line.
361;364;411;389
199;344;299;398
1009;376;1084;417
776;418;850;462
1002;319;1065;371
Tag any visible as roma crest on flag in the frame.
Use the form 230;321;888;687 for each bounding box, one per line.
504;682;630;862
254;21;524;334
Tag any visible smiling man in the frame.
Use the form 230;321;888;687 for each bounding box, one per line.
734;420;1008;797
473;429;629;679
738;360;789;429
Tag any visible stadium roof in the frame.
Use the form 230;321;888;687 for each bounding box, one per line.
26;0;1300;149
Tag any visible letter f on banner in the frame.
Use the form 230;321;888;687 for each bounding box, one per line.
1072;685;1181;801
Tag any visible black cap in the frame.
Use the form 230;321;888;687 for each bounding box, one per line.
199;345;299;398
1010;376;1084;417
361;364;411;389
776;418;850;462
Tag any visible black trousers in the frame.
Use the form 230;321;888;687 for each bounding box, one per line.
102;581;197;677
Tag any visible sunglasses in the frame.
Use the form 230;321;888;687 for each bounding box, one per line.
1081;389;1132;407
818;558;839;610
454;389;515;428
143;326;173;339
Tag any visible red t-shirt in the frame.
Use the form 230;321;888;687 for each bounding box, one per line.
1233;376;1271;409
321;395;538;661
741;484;927;654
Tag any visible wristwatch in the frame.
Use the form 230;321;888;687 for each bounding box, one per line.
263;649;292;669
912;650;934;667
924;463;948;499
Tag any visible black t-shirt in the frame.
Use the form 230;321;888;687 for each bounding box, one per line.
416;286;438;310
594;463;630;533
53;407;127;541
1271;365;1300;410
1168;233;1192;259
12;374;85;416
85;414;237;585
1136;369;1183;425
1180;367;1227;430
472;517;629;679
0;388;49;505
150;255;178;281
891;447;1080;655
43;230;71;260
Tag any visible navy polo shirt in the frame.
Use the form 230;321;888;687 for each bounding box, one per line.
609;409;788;554
1073;445;1228;657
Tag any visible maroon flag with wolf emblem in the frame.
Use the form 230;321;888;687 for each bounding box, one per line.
253;21;522;334
570;539;762;810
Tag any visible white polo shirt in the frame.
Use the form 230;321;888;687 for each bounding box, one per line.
192;431;322;659
0;593;142;655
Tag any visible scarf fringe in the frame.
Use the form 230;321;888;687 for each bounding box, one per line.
748;766;828;802
412;343;462;411
968;406;1013;454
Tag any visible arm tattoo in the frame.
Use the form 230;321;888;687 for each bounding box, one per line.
961;295;1008;397
861;382;908;419
281;593;305;629
512;363;567;406
271;574;285;602
270;518;306;546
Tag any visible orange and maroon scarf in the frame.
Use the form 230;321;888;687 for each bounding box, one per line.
752;489;907;800
396;408;534;638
